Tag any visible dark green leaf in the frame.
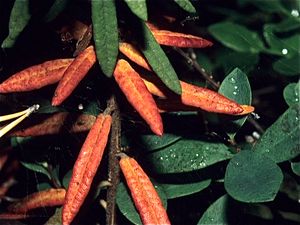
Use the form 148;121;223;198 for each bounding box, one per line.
62;169;73;189
20;161;51;180
264;18;300;33
92;0;119;77
124;0;148;21
273;54;300;76
2;0;32;48
161;179;211;199
45;206;62;225
37;182;53;191
283;82;299;106
147;135;234;174
137;21;182;94
253;104;300;163
40;0;69;26
116;179;167;225
291;162;300;176
218;68;252;139
243;0;290;15
263;27;300;57
174;0;196;13
225;150;283;203
198;194;243;224
135;133;182;152
208;21;264;53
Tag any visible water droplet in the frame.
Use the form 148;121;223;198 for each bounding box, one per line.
78;103;84;110
295;117;299;121
229;77;236;84
233;91;237;95
291;9;299;17
266;149;270;153
295;98;299;102
195;153;199;157
234;85;238;90
160;157;163;160
282;48;288;55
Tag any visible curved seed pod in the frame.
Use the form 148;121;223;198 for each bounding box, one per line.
120;157;171;225
151;29;213;48
8;188;66;213
113;59;163;136
0;59;74;93
7;112;96;137
52;45;97;106
141;75;248;115
119;42;152;71
62;113;112;225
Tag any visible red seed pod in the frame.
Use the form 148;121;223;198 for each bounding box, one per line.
62;113;112;225
113;59;163;136
120;157;171;225
0;59;74;93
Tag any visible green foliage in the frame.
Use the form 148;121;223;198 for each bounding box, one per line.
218;68;252;139
91;0;119;77
1;0;299;224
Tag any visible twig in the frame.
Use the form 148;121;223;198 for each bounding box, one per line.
173;47;220;90
106;95;121;225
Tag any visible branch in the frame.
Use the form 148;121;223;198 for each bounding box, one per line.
106;95;121;225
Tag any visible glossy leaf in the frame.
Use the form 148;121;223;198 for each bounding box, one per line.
146;135;234;174
1;0;31;48
41;0;69;26
291;162;300;176
91;0;118;77
198;194;243;225
208;21;264;53
225;150;283;203
116;180;167;225
174;0;196;13
136;21;182;94
273;54;300;76
283;82;299;106
124;0;148;21
253;104;300;163
20;161;51;180
161;179;211;199
218;68;252;139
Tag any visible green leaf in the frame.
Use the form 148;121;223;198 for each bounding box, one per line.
2;0;32;48
291;162;300;176
136;21;182;94
134;133;182;152
263;27;300;57
225;150;283;203
37;182;53;191
40;0;69;26
273;54;300;76
243;0;290;15
218;68;252;139
124;0;148;21
198;194;243;224
208;21;265;53
116;179;167;225
62;169;73;189
283;82;300;106
264;18;300;33
216;49;259;75
146;135;234;174
161;179;211;199
20;161;51;181
92;0;119;77
253;104;300;163
174;0;196;13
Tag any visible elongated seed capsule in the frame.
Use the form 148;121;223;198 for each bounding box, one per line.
52;45;97;106
113;59;163;136
120;157;171;225
0;59;74;93
62;113;112;225
8;188;66;213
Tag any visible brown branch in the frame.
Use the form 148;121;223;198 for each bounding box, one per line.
106;95;121;225
172;47;220;90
